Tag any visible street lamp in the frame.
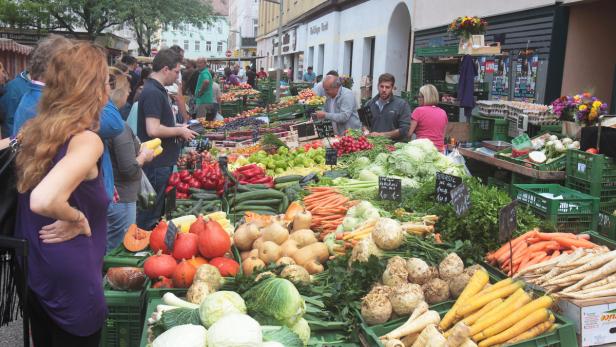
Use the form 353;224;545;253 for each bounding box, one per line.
262;0;283;102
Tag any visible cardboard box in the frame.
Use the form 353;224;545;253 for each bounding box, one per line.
558;296;616;346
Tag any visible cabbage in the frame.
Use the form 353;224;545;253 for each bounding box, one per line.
262;325;304;347
243;277;306;327
358;169;379;182
290;318;311;345
355;156;371;169
153;324;207;347
206;313;262;347
199;291;247;328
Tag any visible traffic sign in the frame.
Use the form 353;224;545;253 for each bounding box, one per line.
225;50;232;58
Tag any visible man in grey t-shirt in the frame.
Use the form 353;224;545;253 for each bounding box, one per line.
315;75;362;135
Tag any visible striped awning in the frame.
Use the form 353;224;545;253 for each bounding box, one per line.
0;38;33;55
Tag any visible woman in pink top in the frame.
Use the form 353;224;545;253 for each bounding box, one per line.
409;84;448;151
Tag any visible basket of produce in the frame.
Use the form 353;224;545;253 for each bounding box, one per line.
495;134;579;171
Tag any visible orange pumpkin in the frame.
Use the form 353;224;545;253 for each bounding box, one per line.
150;221;169;254
123;224;151;252
284;201;304;223
187;256;208;268
172;260;197;288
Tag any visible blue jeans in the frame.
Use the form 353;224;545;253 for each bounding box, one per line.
106;202;136;253
136;166;172;230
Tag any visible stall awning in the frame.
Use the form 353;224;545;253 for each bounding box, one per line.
0;38;33;55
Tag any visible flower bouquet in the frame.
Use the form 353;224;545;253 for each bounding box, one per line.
550;93;608;126
448;16;488;39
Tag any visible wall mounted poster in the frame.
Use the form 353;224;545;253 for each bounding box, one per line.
513;54;538;102
491;56;510;99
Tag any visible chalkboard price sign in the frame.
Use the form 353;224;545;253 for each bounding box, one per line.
379;176;402;201
450;183;471;216
164;186;177;219
315;120;335;138
499;200;517;243
325;148;338;166
435;172;463;203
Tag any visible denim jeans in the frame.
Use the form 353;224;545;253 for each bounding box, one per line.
136;166;172;230
106;201;136;253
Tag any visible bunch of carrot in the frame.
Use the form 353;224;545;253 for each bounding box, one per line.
303;186;357;240
486;229;598;276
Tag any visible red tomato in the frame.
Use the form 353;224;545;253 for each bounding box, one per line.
586;148;599;154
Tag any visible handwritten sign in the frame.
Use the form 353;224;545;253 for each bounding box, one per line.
499;200;517;243
325;148;338;166
164;186;176;219
450;183;471;216
164;221;179;251
379;176;402;201
435;172;462;203
296;122;317;138
315;120;335;138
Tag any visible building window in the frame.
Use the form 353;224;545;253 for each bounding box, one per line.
217;41;223;52
195;41;200;51
206;41;212;51
253;19;258;37
184;40;189;50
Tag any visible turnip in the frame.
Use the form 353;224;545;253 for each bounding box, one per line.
369;284;393;298
407;258;431;285
439;253;464;280
389;283;424;316
448;273;471;299
372;218;404;250
464;264;485;278
361;292;392;325
422;278;450;304
350;236;383;263
280;265;310;284
382;256;409;287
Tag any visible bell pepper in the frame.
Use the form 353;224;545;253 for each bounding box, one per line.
188;178;201;188
176;182;190;193
251;176;273;184
165;185;175;194
168;173;180;186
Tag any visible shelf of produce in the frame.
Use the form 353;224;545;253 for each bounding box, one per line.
458;148;565;180
103;285;147;347
360;300;577;347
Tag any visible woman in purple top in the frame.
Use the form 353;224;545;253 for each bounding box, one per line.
13;42;110;346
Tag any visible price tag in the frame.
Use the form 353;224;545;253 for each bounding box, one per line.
164;221;179;251
315;119;335;139
379;176;402;201
499;200;517;243
296;122;317;138
435;172;462;203
325;148;338;166
164;186;176;219
450;183;471;216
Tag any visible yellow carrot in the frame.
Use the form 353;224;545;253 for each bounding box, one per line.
469;289;530;337
457;281;524;317
476;278;513;296
440;269;489;330
462;298;503;326
477;309;551;347
502;320;555;345
473;295;554;341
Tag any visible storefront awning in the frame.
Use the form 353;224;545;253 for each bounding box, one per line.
0;38;33;55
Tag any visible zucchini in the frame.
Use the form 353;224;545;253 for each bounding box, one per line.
235;200;281;210
191;193;219;201
187;200;204;215
274;175;304;184
232;205;278;213
233;189;286;203
244;184;272;190
176;199;193;206
278;194;289;214
274;181;300;190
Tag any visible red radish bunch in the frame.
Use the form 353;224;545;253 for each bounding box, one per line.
332;136;373;156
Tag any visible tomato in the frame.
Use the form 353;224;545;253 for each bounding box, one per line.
586;148;599;154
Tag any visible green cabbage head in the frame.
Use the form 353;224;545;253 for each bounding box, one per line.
243;277;306;327
199;291;247;328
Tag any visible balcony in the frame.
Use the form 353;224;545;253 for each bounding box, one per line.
241;37;257;48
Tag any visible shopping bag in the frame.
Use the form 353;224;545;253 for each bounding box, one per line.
137;170;157;210
447;148;472;176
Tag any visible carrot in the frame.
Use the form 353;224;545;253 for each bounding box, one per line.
440;269;490;330
550;250;561;259
461;298;503;326
497;241;526;264
469;289;530;336
526;241;559;253
522;252;548;270
502;319;555;345
458;282;525;317
553;237;597;249
490;230;536;261
477;309;551;346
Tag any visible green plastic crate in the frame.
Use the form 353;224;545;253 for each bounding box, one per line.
104;245;148;271
598;211;616;240
512;184;599;233
102;286;146;347
565;149;616;212
220;101;242;117
360;301;577;347
495;149;567;172
471;115;509;142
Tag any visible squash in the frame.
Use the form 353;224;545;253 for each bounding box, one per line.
186;256;208;268
209;257;240;277
198;220;231;259
259;241;282;264
280;239;300;258
240;251;251;261
261;222;289;245
292;210;312;231
289;229;317;248
152;276;174;288
172;260;197;288
242;257;265;276
284;201;304;223
252;237;264;251
172;232;199;260
144;251;177;279
123;224;151;252
189;215;206;237
106;267;147;291
233;223;261;251
292;242;329;266
150;221;169;254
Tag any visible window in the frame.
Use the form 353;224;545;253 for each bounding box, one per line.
343;40;353;76
206;41;211;51
195;41;200;51
217;41;223;52
253;19;258;37
184;40;189;50
172;39;178;46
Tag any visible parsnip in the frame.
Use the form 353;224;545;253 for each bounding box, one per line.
563;257;616;293
383;339;404;347
412;324;446;347
581;273;616;290
446;321;471;347
561;282;616;297
561;287;616;300
550;250;616;282
514;252;571;278
381;301;429;340
383;310;441;341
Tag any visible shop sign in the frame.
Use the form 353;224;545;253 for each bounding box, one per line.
309;21;328;36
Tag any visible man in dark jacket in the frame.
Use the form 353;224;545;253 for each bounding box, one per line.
367;73;411;141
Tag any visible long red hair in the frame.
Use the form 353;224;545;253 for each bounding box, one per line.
16;42;109;193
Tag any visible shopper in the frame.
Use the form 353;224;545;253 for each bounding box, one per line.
408;84;448;151
212;75;223;120
136;48;198;229
194;58;215;119
303;66;316;83
225;67;241;86
257;67;268;79
313;70;338;97
107;68;155;251
0;57;32;137
315;75;362;135
121;55;140;104
14;42;110;346
126;67;152;134
246;65;257;88
0;62;7;137
366;73;411;141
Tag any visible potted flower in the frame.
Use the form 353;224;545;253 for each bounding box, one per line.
448;16;488;53
550;92;608;138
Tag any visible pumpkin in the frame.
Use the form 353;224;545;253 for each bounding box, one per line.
198;220;231;259
189;215;206;236
187;256;208;268
172;232;199;260
209;257;240;277
123;224;151;252
172;260;197;288
143;251;177;279
152;276;174;288
149;221;169;254
284;201;304;224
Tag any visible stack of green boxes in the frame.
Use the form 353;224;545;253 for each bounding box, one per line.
470;114;510;142
220;101;242;117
